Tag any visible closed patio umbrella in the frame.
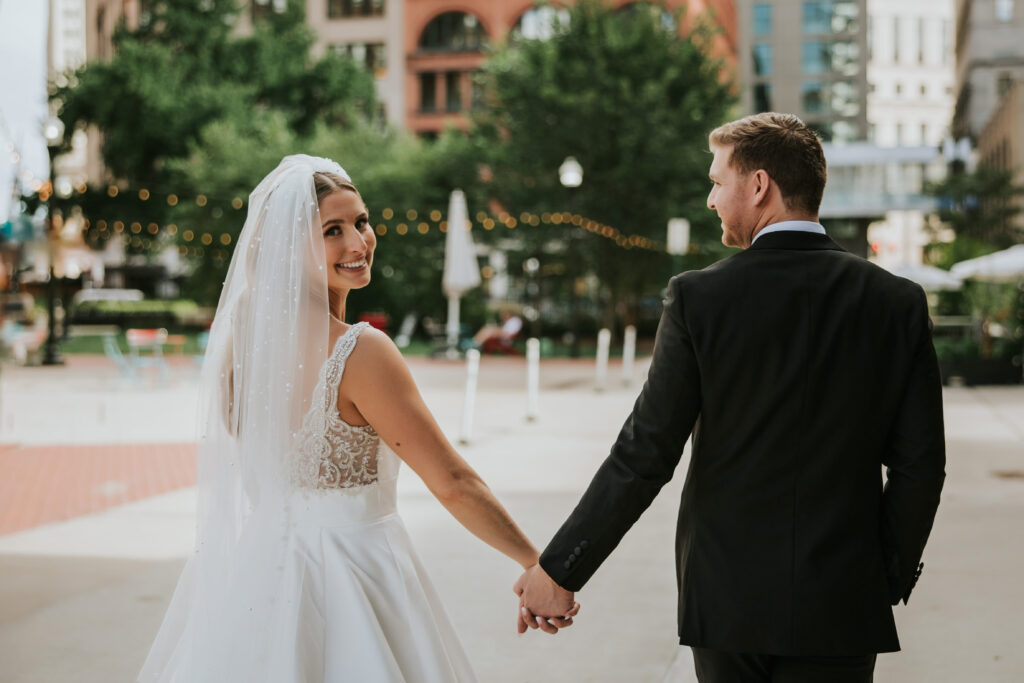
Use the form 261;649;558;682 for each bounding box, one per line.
442;189;481;356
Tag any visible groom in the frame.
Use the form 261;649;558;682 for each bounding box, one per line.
516;113;946;682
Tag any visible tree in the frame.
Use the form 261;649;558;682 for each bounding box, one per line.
472;0;734;330
47;0;378;298
925;165;1024;249
53;0;375;185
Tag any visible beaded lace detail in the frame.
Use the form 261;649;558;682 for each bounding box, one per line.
291;322;381;491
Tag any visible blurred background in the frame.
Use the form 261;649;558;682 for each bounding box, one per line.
0;0;1018;372
0;1;1022;681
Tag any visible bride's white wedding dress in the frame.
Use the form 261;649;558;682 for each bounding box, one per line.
270;321;477;681
143;321;477;682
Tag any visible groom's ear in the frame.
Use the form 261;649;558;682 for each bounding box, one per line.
751;169;771;206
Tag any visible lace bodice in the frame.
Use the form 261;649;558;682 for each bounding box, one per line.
291;322;383;491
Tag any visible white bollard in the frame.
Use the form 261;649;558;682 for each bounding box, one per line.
595;328;611;392
458;349;480;444
526;338;540;422
621;325;636;385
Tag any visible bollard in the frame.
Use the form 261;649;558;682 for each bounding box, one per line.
526;338;540;421
458;349;480;444
621;325;636;385
595;328;611;392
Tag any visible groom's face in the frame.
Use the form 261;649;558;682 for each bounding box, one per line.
707;145;755;249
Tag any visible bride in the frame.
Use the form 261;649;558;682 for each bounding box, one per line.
138;155;576;682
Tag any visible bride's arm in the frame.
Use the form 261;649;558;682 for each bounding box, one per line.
341;328;540;570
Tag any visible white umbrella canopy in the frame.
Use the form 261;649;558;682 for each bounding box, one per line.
885;263;963;291
951;244;1024;283
442;190;481;353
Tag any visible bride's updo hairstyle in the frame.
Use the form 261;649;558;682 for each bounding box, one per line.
314;171;360;205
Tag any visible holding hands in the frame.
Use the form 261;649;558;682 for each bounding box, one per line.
514;564;580;635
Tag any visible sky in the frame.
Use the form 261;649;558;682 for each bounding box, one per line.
0;0;50;222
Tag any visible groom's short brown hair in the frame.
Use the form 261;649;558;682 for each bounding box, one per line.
709;113;827;216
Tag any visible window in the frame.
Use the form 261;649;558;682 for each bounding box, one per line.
996;0;1014;22
920;83;927;96
867;15;873;59
802;80;859;116
419;72;437;112
511;6;569;41
802;1;858;33
334;42;387;71
896;122;903;144
446;71;462;112
752;44;773;76
471;71;486;111
753;83;773;112
753;3;772;36
893;17;900;63
917;17;925;64
327;0;385;18
419;12;487;52
920;123;928;144
997;72;1014;98
895;83;902;95
942;20;950;64
802;41;859;76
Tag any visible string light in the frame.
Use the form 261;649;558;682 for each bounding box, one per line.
139;189;150;200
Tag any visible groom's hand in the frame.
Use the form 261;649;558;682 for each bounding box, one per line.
514;564;580;635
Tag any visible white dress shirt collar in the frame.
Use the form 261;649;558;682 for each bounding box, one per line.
751;220;826;244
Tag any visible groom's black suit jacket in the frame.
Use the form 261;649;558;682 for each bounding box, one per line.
539;231;945;656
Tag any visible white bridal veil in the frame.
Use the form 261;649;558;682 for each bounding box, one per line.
139;155;350;682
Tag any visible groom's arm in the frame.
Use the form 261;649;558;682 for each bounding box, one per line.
539;275;702;591
880;287;945;605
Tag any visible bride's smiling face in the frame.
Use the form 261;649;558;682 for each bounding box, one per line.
319;189;375;295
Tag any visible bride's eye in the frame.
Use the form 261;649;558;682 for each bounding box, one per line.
324;225;341;237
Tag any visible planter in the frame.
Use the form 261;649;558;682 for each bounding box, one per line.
939;357;1022;386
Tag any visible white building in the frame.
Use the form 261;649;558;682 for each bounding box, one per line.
47;0;90;189
864;0;955;267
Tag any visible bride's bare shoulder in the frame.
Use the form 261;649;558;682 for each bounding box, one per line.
347;325;406;373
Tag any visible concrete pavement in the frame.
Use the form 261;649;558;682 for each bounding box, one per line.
0;355;1022;681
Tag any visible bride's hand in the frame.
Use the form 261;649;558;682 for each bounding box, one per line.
514;564;579;634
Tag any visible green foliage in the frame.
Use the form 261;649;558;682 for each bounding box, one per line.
51;0;377;242
925;166;1024;248
471;0;735;325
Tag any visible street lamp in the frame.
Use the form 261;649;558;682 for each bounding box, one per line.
42;115;65;366
559;156;583;357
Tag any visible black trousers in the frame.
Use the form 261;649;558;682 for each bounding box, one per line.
691;647;877;683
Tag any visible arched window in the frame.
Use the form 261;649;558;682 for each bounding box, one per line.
419;12;488;53
511;6;570;42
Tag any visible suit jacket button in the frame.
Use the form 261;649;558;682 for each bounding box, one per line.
574;546;582;555
568;553;576;562
563;560;572;569
580;540;589;549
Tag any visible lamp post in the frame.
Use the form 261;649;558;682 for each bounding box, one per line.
41;115;65;366
559;156;583;357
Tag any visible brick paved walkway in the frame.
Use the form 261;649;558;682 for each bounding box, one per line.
0;443;196;536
